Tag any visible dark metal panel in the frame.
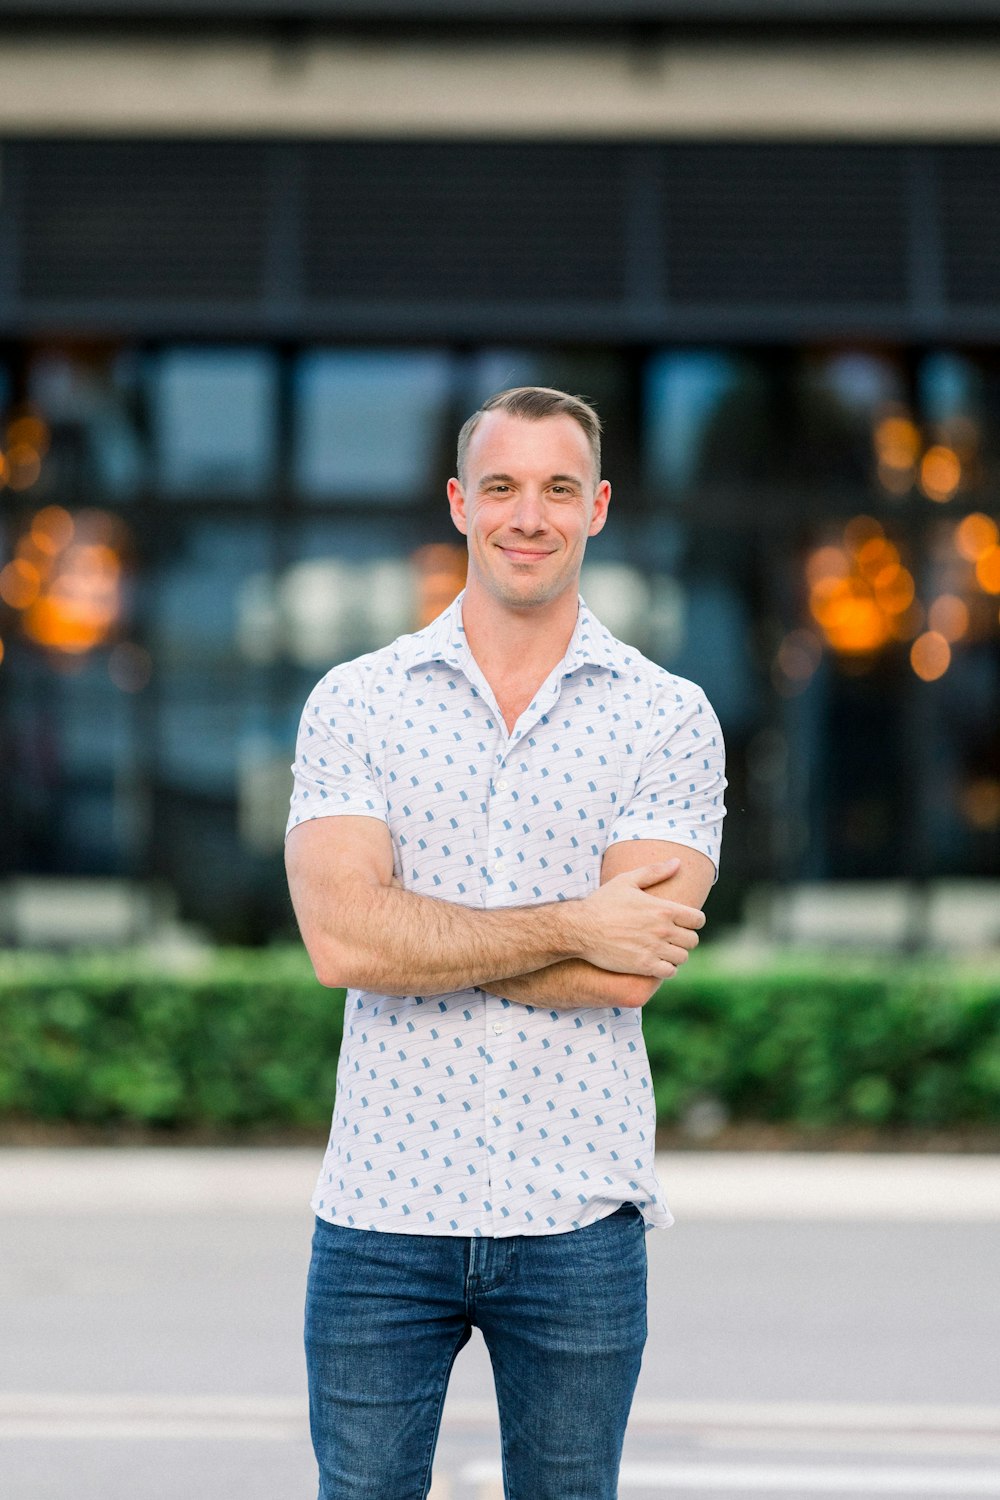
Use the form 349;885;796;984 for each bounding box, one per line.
20;140;269;305
661;143;909;308
301;141;628;305
938;145;1000;308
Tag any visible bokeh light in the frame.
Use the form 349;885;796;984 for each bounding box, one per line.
806;519;916;656
927;594;970;642
954;512;999;562
960;778;1000;830
974;546;1000;595
910;630;951;681
919;445;961;502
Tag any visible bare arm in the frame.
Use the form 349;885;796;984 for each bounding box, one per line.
285;817;693;994
483;841;716;1010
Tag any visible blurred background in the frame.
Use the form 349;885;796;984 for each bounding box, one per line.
2;10;999;1500
1;0;998;955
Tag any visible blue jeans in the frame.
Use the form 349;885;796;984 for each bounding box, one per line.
304;1205;648;1500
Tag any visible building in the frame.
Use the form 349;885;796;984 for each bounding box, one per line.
0;1;998;942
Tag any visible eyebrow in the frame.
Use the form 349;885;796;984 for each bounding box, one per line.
477;472;584;487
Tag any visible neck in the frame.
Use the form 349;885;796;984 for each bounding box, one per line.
460;578;579;687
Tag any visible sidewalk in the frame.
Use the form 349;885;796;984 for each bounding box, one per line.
2;1147;999;1219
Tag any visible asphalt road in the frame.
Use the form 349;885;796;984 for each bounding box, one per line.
1;1149;999;1500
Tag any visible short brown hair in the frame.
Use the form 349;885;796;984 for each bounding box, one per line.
456;386;602;487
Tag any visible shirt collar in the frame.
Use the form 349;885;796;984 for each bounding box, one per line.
405;589;620;676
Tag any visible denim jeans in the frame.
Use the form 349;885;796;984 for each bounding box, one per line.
304;1204;648;1500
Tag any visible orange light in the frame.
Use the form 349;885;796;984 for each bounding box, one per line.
30;506;74;556
855;537;900;580
805;546;849;587
873;565;916;615
0;558;41;610
0;635;4;666
874;413;921;469
927;594;970;642
411;543;467;629
843;515;884;551
910;631;951;681
919;445;962;502
6;443;42;491
21;537;123;653
0;452;7;489
6;414;50;455
959;778;1000;831
955;512;999;561
975;546;1000;595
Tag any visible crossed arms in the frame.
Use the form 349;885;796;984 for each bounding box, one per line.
285;815;714;1011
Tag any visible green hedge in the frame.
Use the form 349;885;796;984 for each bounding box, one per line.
0;947;998;1132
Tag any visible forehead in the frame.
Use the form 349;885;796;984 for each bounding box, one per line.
465;410;593;481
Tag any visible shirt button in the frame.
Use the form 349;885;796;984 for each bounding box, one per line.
496;778;508;792
494;860;505;874
492;1021;503;1035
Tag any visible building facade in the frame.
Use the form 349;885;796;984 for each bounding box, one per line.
1;2;998;939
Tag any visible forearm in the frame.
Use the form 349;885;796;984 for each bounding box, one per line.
484;959;657;1011
307;880;585;993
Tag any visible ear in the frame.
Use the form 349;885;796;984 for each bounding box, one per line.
588;480;611;538
446;477;468;536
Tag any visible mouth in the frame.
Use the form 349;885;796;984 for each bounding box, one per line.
497;545;556;563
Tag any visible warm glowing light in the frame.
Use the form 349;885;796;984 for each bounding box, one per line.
955;512;999;562
927;594;970;642
0;558;41;610
843;515;884;551
21;535;123;653
30;506;74;556
5;443;42;491
6;414;50;454
960;778;1000;830
805;546;849;587
877;460;914;497
809;576;890;654
0;453;7;489
874;413;921;470
975;546;1000;594
411;543;467;629
854;536;900;580
910;631;951;681
0;635;4;667
873;565;916;615
919;445;961;502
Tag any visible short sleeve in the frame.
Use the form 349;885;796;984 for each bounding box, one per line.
285;666;388;838
607;682;727;881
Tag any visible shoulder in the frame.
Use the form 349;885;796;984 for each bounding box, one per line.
601;631;717;723
301;632;419;720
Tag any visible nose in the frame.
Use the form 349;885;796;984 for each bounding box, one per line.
510;486;547;534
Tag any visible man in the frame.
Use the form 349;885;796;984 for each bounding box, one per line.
285;386;726;1500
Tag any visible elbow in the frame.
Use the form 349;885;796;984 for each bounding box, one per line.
618;974;659;1009
306;934;359;990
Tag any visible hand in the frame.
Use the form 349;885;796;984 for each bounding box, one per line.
572;859;705;978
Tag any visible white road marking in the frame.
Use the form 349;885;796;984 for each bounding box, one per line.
460;1458;1000;1493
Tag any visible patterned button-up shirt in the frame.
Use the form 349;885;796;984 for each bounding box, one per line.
287;591;726;1237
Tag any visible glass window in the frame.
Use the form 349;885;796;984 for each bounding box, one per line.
294;349;453;502
644;350;760;496
25;347;145;502
149;347;278;498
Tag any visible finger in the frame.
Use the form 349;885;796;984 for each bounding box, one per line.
671;904;707;929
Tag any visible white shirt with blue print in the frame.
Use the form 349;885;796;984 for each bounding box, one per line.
287;591;726;1237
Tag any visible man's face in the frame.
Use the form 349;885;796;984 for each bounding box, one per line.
447;411;611;612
